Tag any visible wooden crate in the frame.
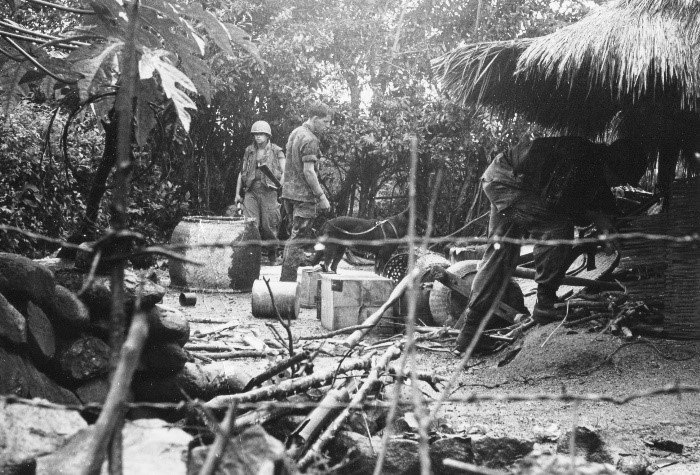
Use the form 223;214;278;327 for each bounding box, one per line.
319;273;395;331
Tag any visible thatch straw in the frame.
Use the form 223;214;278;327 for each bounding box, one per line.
432;0;700;137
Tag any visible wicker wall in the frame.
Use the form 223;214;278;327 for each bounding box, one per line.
617;178;699;339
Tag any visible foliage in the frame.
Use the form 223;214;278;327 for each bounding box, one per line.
0;101;101;255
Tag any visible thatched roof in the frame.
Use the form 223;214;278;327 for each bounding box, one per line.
432;0;700;139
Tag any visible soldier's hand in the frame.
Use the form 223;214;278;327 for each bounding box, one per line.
318;194;331;211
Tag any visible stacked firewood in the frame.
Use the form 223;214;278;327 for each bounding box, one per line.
0;252;191;405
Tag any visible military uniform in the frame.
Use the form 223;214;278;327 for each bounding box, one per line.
279;120;324;282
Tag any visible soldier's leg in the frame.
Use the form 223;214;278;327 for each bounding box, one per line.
454;205;522;353
280;201;317;282
258;188;281;261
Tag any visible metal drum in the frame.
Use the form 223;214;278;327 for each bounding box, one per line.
251;280;300;320
169;216;261;291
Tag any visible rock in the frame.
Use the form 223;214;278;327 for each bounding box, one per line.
0;252;56;309
331;431;419;474
46;285;90;328
81;270;166;325
24;301;56;360
0;397;87;474
517;454;621;474
36;419;192;475
74;377;110;405
557;426;614;464
186;425;296;475
0;291;27;344
429;436;473;474
0;346;80;405
471;434;535;469
147;304;190;346
616;454;649;475
139;341;190;374
57;336;111;382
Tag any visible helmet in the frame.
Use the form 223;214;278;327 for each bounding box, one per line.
250;121;272;136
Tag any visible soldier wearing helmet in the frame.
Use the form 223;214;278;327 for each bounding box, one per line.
234;120;286;265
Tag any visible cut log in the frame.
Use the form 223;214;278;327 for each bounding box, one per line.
57;336;111;382
132;360;268;402
147;304;190;346
45;284;90;328
24;301;56;360
139;341;190;374
0;291;27;344
0;252;56;309
0;346;80;405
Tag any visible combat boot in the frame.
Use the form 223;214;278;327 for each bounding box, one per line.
532;291;564;324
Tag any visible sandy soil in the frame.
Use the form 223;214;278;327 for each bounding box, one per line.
156;261;700;471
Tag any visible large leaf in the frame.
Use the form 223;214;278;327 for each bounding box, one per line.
183;3;236;57
69;38;123;101
139;48;197;132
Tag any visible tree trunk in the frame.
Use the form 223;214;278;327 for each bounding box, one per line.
57;113;119;257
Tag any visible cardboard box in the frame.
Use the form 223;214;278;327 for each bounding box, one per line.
319;273;395;330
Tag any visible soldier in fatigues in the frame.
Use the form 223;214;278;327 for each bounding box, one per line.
235;121;286;264
279;102;333;282
454;136;647;353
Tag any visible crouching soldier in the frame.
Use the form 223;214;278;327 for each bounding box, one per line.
453;136;647;354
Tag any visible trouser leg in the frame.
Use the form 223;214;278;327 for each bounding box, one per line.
257;188;281;259
454;205;522;352
280;200;317;282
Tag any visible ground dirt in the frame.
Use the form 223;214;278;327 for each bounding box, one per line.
155;260;700;473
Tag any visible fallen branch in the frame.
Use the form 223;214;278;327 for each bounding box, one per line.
199;403;236;475
185;343;239;352
195;350;283;359
297;344;402;469
204;352;376;409
192;322;237;337
342;271;416;348
298;324;376;340
84;311;150;473
554;300;610;309
242;351;311;391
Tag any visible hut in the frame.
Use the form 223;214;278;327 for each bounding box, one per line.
432;0;699;337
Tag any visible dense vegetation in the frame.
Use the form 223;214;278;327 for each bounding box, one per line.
0;0;596;256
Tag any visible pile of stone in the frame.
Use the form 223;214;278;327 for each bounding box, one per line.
0;252;190;406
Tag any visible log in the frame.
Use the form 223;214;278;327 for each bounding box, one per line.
57;336;111;382
194;350;283;359
0;291;27;344
146;304;190;346
243;351;310;391
204;352;376;409
132;360;269;402
24;301;56;360
0;253;56;309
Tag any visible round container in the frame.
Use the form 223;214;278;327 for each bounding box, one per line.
251;280;300;320
169;216;261;291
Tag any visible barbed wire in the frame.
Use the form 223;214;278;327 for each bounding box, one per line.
3;382;697;415
2;224;698;259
